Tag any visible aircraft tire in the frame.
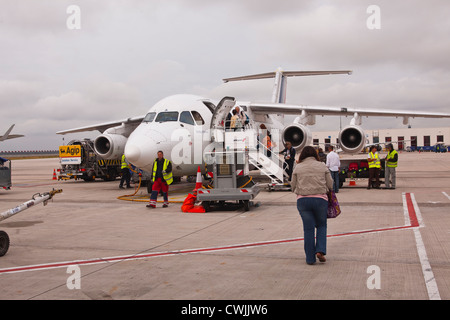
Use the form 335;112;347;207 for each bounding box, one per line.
0;230;10;257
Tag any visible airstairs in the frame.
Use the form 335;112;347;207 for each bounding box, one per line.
209;97;290;190
248;144;287;186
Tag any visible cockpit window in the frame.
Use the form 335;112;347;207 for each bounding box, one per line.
180;111;195;125
143;112;156;123
191;111;205;125
155;111;179;122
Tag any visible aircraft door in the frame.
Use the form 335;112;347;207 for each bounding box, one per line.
210;97;236;142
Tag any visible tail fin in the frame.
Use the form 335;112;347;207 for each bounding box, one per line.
0;124;24;141
223;67;352;104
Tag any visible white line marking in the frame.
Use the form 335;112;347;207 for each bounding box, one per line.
442;191;450;201
409;193;441;300
410;193;424;227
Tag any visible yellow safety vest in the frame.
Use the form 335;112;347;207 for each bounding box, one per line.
121;155;129;169
386;150;398;168
152;158;173;185
368;152;381;169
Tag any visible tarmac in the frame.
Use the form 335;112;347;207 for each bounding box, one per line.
0;152;449;303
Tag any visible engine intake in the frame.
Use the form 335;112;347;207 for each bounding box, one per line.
339;125;365;153
282;123;312;151
94;133;127;159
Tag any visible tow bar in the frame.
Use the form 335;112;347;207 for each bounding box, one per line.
0;189;62;257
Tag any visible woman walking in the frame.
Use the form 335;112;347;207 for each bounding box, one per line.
291;146;333;265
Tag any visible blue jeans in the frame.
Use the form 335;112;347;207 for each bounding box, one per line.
330;170;339;193
297;197;328;264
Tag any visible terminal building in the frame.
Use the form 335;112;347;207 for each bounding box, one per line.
311;127;450;151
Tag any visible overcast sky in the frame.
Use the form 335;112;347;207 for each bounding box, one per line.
1;0;450;151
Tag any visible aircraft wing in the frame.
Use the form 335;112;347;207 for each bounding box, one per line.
56;116;145;135
246;103;450;119
0;125;25;142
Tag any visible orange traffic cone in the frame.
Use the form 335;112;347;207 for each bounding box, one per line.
194;166;203;190
52;169;57;180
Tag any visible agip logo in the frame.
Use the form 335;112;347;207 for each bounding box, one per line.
59;145;82;164
59;145;82;158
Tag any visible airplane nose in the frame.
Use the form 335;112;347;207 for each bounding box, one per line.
124;144;141;164
125;127;168;171
125;135;159;170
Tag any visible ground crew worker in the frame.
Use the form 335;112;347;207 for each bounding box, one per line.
119;154;131;189
146;151;173;208
367;145;381;189
384;143;398;189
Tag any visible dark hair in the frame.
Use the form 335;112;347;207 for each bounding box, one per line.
299;146;320;162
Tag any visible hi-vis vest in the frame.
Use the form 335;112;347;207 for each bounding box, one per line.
368;152;381;169
386;150;398;168
121;155;129;169
152;158;173;185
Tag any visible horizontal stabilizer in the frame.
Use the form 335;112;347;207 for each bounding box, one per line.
223;70;352;83
223;68;352;103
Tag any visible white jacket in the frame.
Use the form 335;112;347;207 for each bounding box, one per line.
291;157;334;196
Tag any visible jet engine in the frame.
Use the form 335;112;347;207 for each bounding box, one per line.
282;123;312;151
338;125;366;153
94;133;128;159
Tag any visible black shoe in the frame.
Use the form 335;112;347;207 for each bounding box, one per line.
119;186;125;189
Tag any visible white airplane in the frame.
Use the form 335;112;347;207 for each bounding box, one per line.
57;68;450;178
0;125;24;142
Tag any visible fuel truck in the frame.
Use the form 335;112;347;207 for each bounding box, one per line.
58;139;122;182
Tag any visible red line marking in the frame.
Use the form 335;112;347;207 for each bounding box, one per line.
405;192;419;227
0;225;414;275
0;194;421;275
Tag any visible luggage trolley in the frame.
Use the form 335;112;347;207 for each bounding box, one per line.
199;148;260;211
0;157;12;190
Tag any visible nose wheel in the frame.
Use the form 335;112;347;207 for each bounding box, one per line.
0;230;10;257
